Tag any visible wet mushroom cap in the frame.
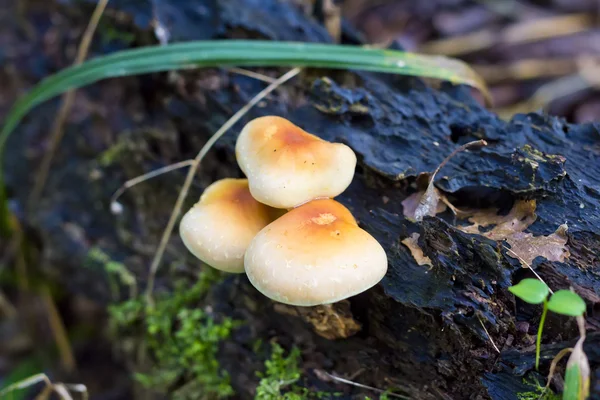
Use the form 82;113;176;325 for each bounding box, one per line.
244;199;388;306
179;178;277;273
235;116;357;209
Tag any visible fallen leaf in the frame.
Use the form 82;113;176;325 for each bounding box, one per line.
460;200;537;240
458;200;570;268
402;190;446;220
413;140;487;221
505;224;570;266
401;233;433;269
414;185;441;222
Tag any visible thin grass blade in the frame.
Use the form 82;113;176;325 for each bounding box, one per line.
0;40;489;232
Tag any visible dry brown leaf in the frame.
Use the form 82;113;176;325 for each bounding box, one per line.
401;233;433;269
402;190;447;220
414;185;441;222
460;200;537;240
413;140;487;221
505;224;570;266
458;200;570;267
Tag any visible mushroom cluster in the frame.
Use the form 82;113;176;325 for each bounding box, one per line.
180;116;388;307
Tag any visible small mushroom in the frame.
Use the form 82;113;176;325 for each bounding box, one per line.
244;198;388;306
179;178;278;273
235;116;357;209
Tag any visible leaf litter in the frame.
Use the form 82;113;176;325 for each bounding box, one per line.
401;233;433;270
458;199;570;266
402;141;570;270
404;140;487;221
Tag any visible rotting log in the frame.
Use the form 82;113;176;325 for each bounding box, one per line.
2;0;600;399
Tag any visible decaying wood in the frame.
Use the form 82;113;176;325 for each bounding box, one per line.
2;0;599;398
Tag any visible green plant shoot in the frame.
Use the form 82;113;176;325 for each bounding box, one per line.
508;279;586;371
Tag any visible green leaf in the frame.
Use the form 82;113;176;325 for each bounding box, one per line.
509;278;550;304
547;290;586;317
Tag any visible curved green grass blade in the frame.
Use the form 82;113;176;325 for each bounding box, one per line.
0;40;489;232
0;40;489;151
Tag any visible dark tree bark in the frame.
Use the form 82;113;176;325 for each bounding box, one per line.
3;0;600;399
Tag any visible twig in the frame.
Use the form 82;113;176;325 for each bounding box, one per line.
28;0;110;210
322;0;341;43
227;67;277;83
0;289;16;317
41;284;77;372
543;347;573;394
431;140;488;183
0;373;87;400
321;371;410;399
477;315;500;353
109;69;283;210
502;245;553;294
415;139;487;221
0;373;52;396
144;67;302;303
0;236;20;272
110;159;194;213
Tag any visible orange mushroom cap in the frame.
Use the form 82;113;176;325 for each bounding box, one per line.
235;116;357;209
179;178;278;273
244;198;388;306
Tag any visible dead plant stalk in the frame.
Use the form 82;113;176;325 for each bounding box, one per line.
28;0;110;210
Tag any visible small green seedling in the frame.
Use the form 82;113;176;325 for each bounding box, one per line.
508;279;586;370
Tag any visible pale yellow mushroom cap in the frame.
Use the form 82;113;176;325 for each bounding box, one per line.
179;178;278;273
244;199;388;306
235;116;357;209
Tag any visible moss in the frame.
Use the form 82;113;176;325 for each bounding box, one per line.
109;269;238;399
364;389;400;400
516;375;560;400
255;343;336;400
98;141;127;167
96;19;135;46
86;246;136;299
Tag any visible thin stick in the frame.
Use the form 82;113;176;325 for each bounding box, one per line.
0;237;20;272
0;372;87;400
0;373;52;396
227;67;276;83
109;69;280;208
544;347;573;393
51;385;74;400
41;285;77;372
28;0;110;210
144;67;302;303
110;159;194;210
322;371;410;399
502;245;553;294
0;289;16;317
477;315;500;353
415;139;487;220
431;139;488;183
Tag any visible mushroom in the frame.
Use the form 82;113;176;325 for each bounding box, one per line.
235;116;357;209
179;178;279;273
244;198;388;306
